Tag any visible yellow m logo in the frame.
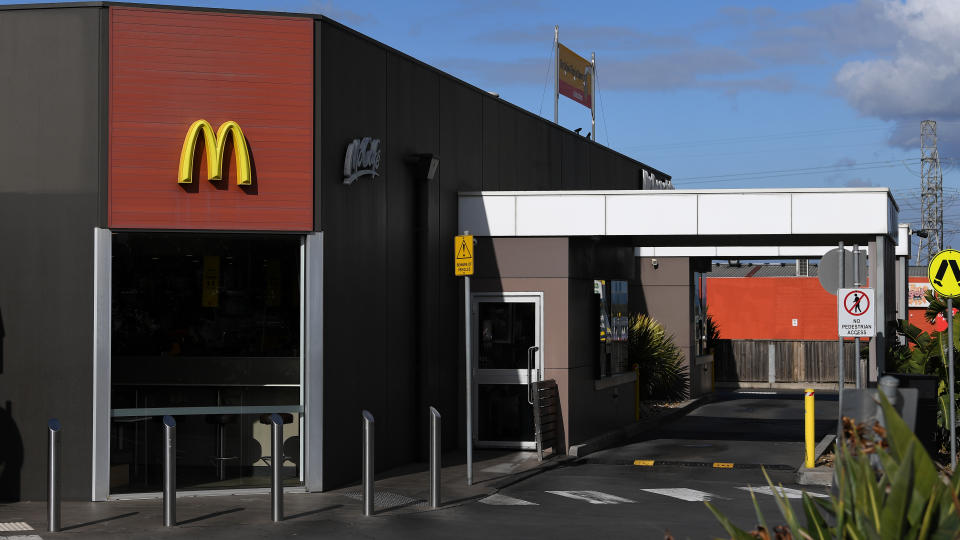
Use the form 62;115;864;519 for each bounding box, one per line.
178;119;252;185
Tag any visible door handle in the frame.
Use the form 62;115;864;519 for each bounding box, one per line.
527;346;539;405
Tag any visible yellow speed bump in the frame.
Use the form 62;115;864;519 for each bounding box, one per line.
712;462;734;469
633;459;655;466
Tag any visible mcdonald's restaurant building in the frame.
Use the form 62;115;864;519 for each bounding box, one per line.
0;3;688;502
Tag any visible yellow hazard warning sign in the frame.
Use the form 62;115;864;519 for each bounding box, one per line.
455;235;474;276
929;249;960;298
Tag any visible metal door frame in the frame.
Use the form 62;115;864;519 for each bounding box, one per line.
471;292;544;450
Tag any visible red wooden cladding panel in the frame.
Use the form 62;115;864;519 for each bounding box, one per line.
109;7;314;231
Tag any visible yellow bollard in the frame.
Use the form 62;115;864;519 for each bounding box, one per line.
634;363;640;421
804;388;815;469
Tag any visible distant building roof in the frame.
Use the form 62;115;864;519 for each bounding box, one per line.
705;262;819;278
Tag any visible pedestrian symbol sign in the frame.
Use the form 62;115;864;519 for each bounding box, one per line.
843;289;869;316
837;288;875;337
455;234;474;276
928;249;960;298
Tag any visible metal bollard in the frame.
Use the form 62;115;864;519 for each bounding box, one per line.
429;407;441;509
878;375;900;407
48;419;61;533
804;390;815;469
362;410;375;516
163;415;176;527
270;413;284;522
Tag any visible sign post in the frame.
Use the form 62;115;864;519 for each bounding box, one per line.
455;233;475;484
853;245;862;388
927;249;960;471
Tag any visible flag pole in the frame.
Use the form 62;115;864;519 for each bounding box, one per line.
590;52;596;141
554;25;559;124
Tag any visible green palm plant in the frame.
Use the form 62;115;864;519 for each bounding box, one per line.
628;314;689;402
891;289;960;458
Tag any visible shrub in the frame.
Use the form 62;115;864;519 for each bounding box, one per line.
629;314;689;402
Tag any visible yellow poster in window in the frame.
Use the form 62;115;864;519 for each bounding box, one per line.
202;255;220;307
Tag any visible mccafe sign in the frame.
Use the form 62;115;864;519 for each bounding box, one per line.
343;137;382;185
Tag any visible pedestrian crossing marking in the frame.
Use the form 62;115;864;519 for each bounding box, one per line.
545;490;635;504
0;523;33;531
480;494;538;506
738;486;829;499
641;488;727;502
0;536;44;540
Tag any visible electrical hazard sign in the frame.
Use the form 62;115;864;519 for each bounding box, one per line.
837;288;875;337
928;249;960;298
454;234;474;276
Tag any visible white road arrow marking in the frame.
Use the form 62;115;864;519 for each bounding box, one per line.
738;486;829;499
545;490;635;504
641;488;728;502
480;494;538;506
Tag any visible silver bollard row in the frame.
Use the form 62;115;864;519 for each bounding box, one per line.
48;418;61;533
163;415;177;527
362;410;375;516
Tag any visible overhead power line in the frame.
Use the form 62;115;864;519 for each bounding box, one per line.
675;159;920;185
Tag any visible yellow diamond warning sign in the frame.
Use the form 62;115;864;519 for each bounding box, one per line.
928;249;960;298
455;235;474;276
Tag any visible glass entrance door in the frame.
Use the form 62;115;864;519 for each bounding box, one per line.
473;294;543;449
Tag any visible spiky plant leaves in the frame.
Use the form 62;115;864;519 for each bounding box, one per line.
628;314;689;402
801;493;830;540
879;440;914;539
704;501;757;540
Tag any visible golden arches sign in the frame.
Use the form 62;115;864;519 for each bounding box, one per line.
178;119;252;185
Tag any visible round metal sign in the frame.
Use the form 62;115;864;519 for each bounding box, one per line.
928;249;960;298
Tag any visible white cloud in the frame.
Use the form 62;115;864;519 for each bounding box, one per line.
835;0;960;152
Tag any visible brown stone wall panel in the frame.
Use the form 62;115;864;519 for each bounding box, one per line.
474;238;570;279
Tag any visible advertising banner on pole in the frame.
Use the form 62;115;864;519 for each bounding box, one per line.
558;43;593;109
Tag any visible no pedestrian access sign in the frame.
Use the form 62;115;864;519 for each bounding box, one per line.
928;249;960;298
454;234;474;276
837;288;875;337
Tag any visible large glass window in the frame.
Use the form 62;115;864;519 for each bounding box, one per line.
110;233;302;493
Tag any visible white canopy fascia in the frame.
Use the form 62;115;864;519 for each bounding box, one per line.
458;188;900;243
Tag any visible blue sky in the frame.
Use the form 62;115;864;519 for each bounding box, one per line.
6;0;958;254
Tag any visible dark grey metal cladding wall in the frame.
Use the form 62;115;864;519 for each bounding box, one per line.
318;23;390;488
436;79;479;452
0;7;103;500
385;53;438;465
319;18;661;489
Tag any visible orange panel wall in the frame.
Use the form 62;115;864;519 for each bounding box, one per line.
706;277;840;340
108;7;313;230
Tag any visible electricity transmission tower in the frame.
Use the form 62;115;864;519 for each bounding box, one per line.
919;120;943;264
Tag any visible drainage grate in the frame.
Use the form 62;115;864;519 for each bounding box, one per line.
0;522;33;531
342;490;425;509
